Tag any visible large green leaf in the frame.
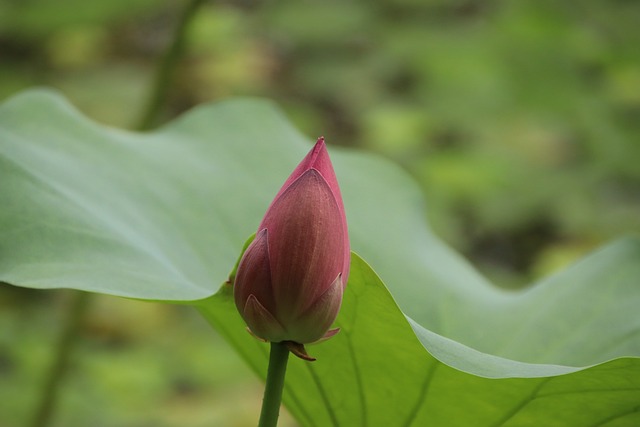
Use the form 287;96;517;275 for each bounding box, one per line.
200;254;640;426
2;90;639;425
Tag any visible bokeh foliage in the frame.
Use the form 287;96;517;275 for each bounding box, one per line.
1;1;639;426
2;0;639;285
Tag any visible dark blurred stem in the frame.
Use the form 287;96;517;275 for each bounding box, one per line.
258;342;290;427
135;0;208;131
29;291;90;427
29;2;208;426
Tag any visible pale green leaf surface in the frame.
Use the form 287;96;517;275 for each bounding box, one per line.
1;90;639;425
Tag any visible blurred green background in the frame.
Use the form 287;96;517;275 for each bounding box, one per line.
1;0;639;425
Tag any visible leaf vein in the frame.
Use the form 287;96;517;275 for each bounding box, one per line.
402;359;441;427
589;405;640;427
344;328;368;426
487;377;552;427
537;387;640;399
306;363;340;427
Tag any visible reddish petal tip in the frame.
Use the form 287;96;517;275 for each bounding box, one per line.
310;136;327;159
317;328;340;343
285;341;316;362
245;327;268;342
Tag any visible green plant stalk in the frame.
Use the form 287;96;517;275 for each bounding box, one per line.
29;291;90;427
27;1;207;426
258;342;290;427
135;0;208;131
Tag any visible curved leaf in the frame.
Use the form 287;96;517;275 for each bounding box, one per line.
199;254;640;427
2;90;639;425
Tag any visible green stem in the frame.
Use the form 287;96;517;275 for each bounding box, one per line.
29;291;90;427
135;0;208;131
258;342;290;427
28;2;207;425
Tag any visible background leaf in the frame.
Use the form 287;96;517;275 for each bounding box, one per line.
2;90;639;425
4;0;640;290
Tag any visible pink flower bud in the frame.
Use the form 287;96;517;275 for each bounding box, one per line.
234;137;350;345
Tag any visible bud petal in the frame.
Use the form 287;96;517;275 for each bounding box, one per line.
234;229;274;315
287;274;343;343
233;138;350;346
262;169;345;322
244;295;286;342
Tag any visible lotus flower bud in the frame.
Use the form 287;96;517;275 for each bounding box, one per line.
234;137;350;347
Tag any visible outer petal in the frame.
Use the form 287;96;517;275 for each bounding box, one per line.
273;138;330;201
243;295;287;342
307;139;350;285
263;138;350;285
233;229;275;315
262;169;346;322
287;274;343;343
317;328;341;342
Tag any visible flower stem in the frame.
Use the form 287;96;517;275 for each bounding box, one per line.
135;0;207;131
29;291;90;427
258;342;290;427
